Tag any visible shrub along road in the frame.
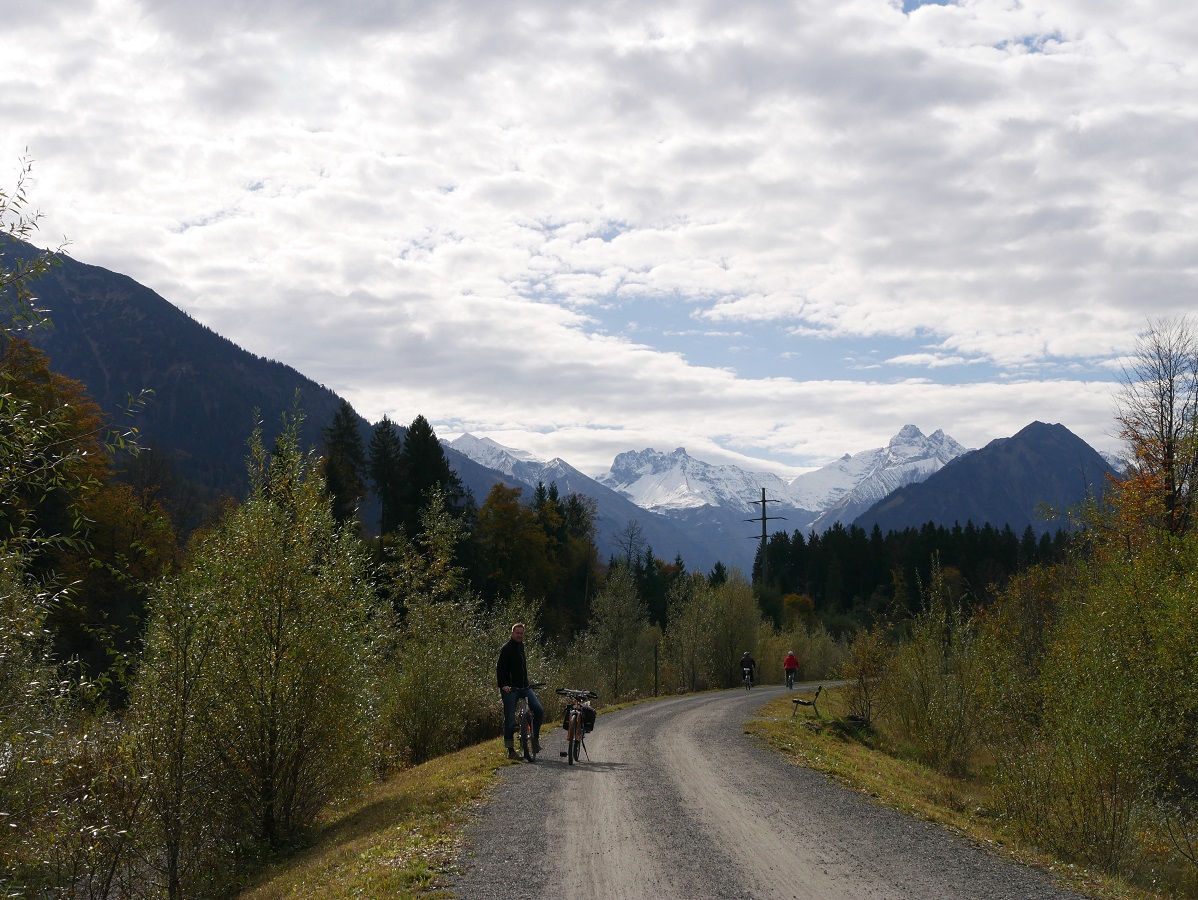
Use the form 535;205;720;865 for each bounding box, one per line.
448;685;1085;900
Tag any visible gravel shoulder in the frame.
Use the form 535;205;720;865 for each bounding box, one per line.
448;686;1089;900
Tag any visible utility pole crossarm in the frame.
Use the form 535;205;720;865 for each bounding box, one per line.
745;487;786;585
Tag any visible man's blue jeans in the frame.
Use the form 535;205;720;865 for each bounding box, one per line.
502;687;544;746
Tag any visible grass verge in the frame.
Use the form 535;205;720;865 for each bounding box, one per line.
238;738;515;899
748;687;1154;900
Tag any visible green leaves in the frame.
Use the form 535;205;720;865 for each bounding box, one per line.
0;155;63;338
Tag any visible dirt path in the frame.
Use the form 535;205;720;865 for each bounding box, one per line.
448;685;1088;899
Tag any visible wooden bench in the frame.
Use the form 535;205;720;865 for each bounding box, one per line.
791;684;822;718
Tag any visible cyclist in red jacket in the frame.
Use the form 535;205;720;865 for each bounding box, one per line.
783;650;799;689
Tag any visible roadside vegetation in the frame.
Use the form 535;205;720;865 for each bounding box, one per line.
752;321;1198;898
5;163;1198;899
748;688;1146;900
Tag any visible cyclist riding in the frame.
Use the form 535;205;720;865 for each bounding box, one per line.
783;650;799;689
497;623;543;761
740;651;757;688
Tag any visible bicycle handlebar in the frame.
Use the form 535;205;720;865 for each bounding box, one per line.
555;687;598;700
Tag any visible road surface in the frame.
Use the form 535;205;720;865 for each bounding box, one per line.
448;685;1087;899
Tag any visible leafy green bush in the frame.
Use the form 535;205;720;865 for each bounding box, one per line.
841;625;890;726
882;560;981;775
130;411;380;897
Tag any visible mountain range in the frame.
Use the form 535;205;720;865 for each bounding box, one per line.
10;237;1122;573
858;421;1117;536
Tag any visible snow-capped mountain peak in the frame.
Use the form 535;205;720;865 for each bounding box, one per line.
448;433;542;477
453;426;970;542
597;426;970;532
802;426;970;531
597;447;792;513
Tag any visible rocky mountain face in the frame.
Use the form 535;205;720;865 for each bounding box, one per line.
579;427;969;572
449;435;721;571
856;421;1117;536
804;425;969;532
598;447;799;514
596;426;967;524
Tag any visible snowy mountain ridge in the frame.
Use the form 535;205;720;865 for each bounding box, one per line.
451;426;971;535
596;447;794;514
448;433;548;479
802;425;970;531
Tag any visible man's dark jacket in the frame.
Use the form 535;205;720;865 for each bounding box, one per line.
496;638;529;692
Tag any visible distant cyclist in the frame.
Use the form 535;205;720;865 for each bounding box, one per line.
783;650;799;689
740;651;757;687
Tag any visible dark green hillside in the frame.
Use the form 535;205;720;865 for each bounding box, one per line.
7;237;351;498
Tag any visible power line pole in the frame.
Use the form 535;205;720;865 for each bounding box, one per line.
745;488;786;585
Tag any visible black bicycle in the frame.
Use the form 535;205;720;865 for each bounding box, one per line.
556;687;597;765
517;681;547;762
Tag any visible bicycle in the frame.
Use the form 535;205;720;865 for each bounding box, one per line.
785;668;796;690
742;667;753;690
556;687;597;765
516;681;546;762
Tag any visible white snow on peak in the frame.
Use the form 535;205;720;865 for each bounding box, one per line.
448;433;542;477
596;447;794;513
800;426;970;530
452;427;970;534
596;427;970;529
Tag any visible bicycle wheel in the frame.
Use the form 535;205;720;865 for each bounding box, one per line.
518;708;532;761
567;711;579;764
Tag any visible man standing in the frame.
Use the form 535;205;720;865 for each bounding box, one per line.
497;622;543;761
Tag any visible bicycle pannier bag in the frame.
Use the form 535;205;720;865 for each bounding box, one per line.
582;706;597;733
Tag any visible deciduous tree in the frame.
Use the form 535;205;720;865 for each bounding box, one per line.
1115;315;1198;535
132;410;379;865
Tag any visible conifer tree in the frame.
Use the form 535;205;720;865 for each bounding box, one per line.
368;416;404;535
397;414;463;536
321;399;367;527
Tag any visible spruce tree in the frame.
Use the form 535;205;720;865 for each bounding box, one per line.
321;399;367;527
368;416;404;535
397;414;463;537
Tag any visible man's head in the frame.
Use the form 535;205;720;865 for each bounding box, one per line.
743;651;750;657
511;623;526;642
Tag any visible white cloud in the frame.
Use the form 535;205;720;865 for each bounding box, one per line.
4;0;1188;476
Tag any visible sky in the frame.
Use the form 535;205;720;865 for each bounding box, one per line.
5;0;1197;477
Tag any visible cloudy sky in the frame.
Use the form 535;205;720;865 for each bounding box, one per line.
5;0;1196;476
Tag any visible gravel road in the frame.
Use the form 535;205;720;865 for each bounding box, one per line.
447;685;1089;899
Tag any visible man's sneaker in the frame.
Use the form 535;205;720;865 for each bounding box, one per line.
506;747;521;761
532;738;541;755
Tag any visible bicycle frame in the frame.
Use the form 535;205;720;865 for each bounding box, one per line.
514;681;545;762
556;687;597;765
